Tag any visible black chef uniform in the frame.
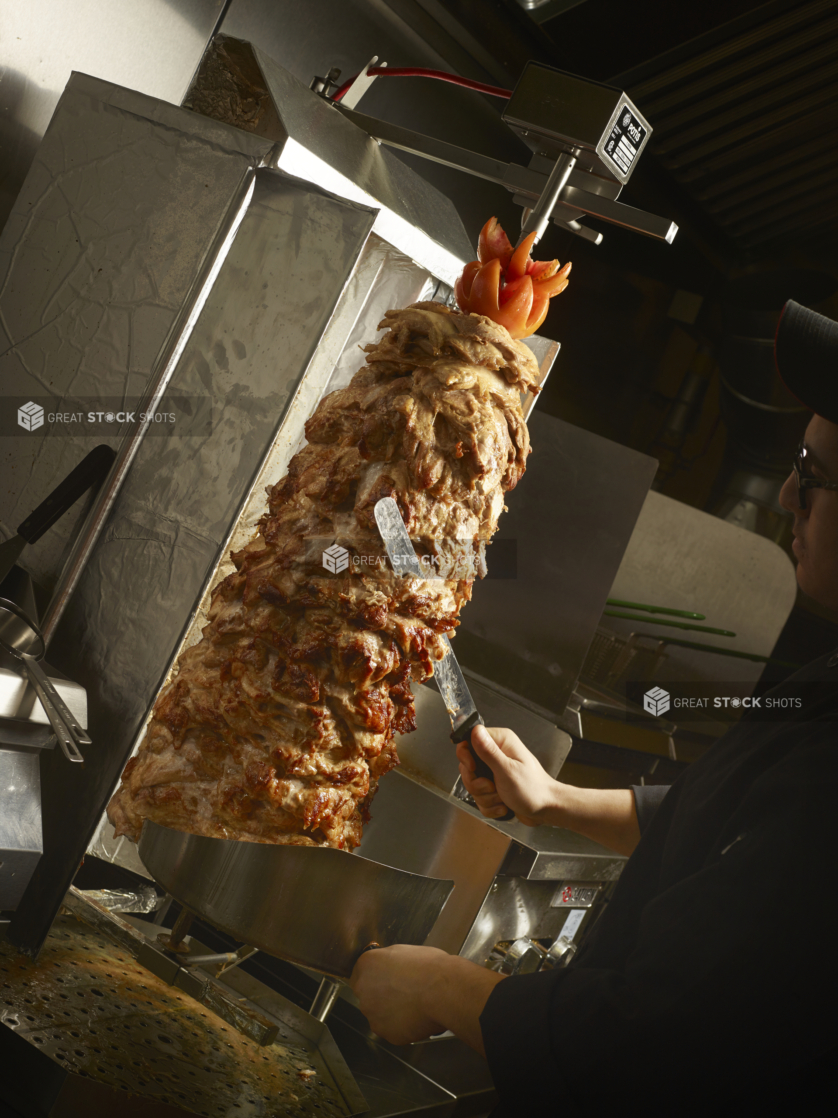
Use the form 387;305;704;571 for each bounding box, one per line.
480;650;838;1115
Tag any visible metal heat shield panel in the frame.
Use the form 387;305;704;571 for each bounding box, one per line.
454;410;658;718
8;170;377;957
0;73;276;594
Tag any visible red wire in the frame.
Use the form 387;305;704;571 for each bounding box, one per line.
332;66;512;103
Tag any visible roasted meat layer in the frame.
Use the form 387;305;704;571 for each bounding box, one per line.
107;303;538;849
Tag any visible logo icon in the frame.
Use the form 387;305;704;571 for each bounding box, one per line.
643;686;670;717
622;111;631;127
17;401;44;432
322;543;349;573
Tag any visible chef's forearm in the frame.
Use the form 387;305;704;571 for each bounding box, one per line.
421;954;506;1057
542;784;641;856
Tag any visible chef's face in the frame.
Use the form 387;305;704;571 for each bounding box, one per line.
779;415;838;612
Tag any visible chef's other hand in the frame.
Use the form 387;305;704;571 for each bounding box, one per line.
456;725;559;825
350;943;503;1055
350;945;447;1045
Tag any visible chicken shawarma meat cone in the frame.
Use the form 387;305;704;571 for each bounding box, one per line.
107;303;540;849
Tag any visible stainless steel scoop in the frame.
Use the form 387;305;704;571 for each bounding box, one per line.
0;597;90;762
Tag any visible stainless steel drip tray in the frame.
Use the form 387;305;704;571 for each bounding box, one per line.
139;823;453;980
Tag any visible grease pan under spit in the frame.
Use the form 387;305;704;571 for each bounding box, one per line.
139;823;453;979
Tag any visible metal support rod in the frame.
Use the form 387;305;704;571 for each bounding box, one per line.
309;977;342;1023
215;944;259;976
516;151;577;247
152;894;175;926
158;907;194;953
183;945;259;977
565;219;603;245
170;907;194;948
185;951;240;967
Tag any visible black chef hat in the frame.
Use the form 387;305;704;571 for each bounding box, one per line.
775;300;838;423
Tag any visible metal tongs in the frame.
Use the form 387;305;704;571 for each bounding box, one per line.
0;597;90;762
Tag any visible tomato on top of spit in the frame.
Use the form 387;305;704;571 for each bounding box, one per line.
455;217;571;339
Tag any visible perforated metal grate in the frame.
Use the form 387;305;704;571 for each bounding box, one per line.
0;916;349;1117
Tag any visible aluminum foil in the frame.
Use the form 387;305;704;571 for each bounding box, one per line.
77;885;163;914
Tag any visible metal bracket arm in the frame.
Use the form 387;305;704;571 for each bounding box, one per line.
336;104;511;185
336;105;677;244
501;165;677;242
558;185;678;243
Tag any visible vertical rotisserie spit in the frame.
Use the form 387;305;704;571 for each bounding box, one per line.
108;271;552;850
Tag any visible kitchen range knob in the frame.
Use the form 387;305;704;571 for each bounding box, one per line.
541;935;577;970
491;937;544;976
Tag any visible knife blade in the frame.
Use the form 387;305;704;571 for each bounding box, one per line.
373;497;514;820
0;445;116;587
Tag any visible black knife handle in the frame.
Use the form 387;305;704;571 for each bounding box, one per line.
451;712;515;821
451;711;490;777
17;444;116;544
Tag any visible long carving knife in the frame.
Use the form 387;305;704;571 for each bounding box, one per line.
373;497;514;820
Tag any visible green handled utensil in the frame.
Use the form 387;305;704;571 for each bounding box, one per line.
603;610;736;638
636;633;800;670
605;598;706;620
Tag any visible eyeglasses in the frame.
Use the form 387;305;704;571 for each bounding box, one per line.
793;442;838;510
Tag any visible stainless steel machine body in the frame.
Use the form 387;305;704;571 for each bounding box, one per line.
359;677;625;972
0;35;652;948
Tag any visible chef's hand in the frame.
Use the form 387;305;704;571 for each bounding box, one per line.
456;725;560;826
350;945;447;1045
350;943;504;1054
458;726;644;855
